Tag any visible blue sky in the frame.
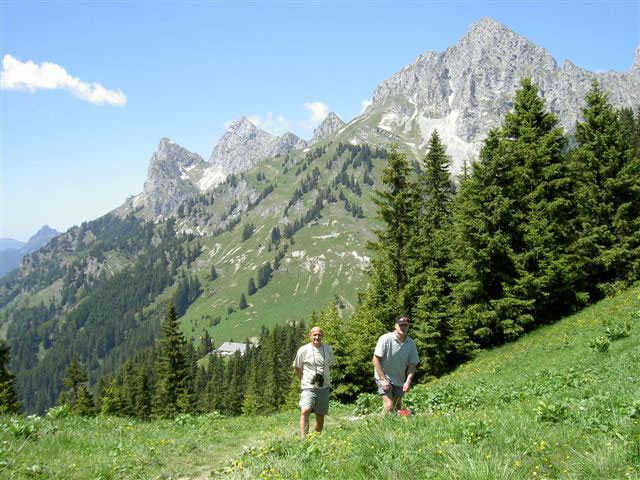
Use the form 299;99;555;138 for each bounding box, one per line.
1;1;638;241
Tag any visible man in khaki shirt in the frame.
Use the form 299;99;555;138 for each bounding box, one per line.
293;326;334;437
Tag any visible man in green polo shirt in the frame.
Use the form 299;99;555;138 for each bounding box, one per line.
372;316;419;414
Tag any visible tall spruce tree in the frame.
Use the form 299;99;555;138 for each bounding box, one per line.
321;299;385;401
572;82;640;295
153;303;192;418
407;130;457;377
99;375;122;416
202;354;225;412
368;144;416;327
0;340;21;414
453;79;575;349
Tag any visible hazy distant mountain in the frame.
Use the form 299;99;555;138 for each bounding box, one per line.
0;225;59;277
0;238;25;251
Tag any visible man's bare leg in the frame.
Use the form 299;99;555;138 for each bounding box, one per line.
382;395;395;414
300;408;311;438
314;413;325;432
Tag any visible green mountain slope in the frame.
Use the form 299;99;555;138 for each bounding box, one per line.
0;141;391;413
2;285;637;479
217;284;640;479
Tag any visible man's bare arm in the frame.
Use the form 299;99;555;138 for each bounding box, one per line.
372;355;390;391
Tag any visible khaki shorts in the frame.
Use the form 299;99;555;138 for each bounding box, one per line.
299;388;330;415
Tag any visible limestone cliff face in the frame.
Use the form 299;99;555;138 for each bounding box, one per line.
311;112;345;144
209;117;306;174
141;138;206;217
357;17;640;173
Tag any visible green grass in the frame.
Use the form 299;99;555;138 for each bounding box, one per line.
219;286;640;479
0;408;350;479
3;287;638;479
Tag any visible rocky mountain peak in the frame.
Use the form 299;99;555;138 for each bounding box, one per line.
464;17;516;43
311;112;345;144
151;138;203;172
360;17;639;176
274;132;307;155
226;116;264;136
142;139;205;217
633;46;640;72
29;225;58;243
209;117;277;174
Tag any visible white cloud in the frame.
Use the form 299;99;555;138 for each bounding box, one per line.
0;54;126;106
361;98;373;113
304;101;329;125
246;112;291;135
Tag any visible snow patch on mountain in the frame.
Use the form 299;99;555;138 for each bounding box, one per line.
198;165;227;191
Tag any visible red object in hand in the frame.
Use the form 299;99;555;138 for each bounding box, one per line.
398;409;411;416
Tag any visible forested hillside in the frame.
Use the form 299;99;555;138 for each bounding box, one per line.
1;79;638;416
1;142;389;413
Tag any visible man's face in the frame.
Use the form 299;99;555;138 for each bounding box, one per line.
310;328;323;346
395;322;409;337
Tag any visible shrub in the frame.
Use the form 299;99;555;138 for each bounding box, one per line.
588;335;610;352
536;400;570;423
1;415;56;439
605;321;631;341
45;404;72;419
353;393;379;415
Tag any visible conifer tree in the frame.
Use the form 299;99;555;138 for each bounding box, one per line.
239;293;248;310
283;370;302;410
59;355;95;415
572;82;640;295
321;300;385;401
130;366;151;419
241;353;262;415
405;130;457;376
202;354;225;412
453;78;575;349
367;144;416;328
220;351;245;415
75;383;96;416
248;278;257;296
99;375;122;416
198;330;213;357
153;303;192;418
0;340;21;414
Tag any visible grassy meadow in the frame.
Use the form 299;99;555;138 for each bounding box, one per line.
1;285;639;479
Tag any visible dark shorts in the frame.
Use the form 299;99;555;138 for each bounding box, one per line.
299;388;330;415
376;378;404;398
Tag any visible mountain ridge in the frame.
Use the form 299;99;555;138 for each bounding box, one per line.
2;16;638;414
0;225;60;278
125;17;638;218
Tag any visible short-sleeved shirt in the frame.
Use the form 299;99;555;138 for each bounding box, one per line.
293;343;334;390
373;332;419;386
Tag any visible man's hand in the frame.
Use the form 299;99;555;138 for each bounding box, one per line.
381;378;391;392
402;381;411;393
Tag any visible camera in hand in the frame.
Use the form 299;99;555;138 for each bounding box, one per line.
312;373;324;387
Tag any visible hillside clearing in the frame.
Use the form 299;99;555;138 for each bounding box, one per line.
2;285;639;479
